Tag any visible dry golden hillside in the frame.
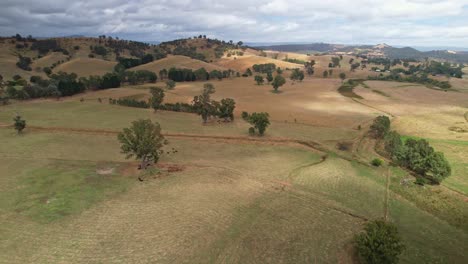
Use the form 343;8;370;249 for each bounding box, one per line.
53;58;117;77
130;55;229;73
214;55;303;72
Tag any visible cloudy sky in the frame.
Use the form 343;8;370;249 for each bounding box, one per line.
1;0;468;47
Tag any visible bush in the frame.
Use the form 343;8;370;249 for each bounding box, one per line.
241;111;249;120
370;116;391;139
16;56;32;71
248;127;255;135
371;158;383;167
355;220;405;264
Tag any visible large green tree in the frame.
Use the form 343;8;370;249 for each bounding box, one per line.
218;98;236;122
117;119;167;170
193;83;217;123
246;112;270;136
355;220;405;264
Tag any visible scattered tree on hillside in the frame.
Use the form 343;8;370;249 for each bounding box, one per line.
272;75;286;92
149;87;165;112
16;55;32;71
266;72;273;83
13;114;26;134
117;119;167;172
254;75;264;85
331;57;341;67
305;61;315;76
351;62;361;72
339;73;346;83
290;69;305;82
244;112;270;136
323;70;329;78
193;83;217;123
159;69;168;80
218;98;236;122
166;80;176;90
354;220;405;264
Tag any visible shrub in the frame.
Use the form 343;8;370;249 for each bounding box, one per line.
371;158;383;167
248;127;255;135
370;116;391;139
241;111;249;120
355;220;405;264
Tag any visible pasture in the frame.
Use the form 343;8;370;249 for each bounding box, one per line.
1;72;467;263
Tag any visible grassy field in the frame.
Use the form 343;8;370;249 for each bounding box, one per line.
52;58;117;77
1;41;467;263
130;55;228;72
1;89;467;263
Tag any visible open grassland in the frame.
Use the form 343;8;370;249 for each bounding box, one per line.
1;67;468;263
0;99;356;142
214;55;303;72
31;52;68;69
131;55;228;73
0;119;467;263
52;58;117;77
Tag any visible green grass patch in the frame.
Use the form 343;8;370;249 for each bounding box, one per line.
4;160;132;223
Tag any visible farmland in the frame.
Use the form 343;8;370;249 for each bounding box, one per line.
0;36;467;263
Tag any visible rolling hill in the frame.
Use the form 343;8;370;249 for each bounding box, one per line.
52;58;117;77
130;55;228;73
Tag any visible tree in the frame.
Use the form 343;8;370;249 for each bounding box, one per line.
271;75;286;92
305;61;315;76
159;69;168;80
13;114;26;134
193;83;217;123
370;116;391;139
323;70;328;78
246;112;270;136
218;98;236;122
354;220;405;264
166;80;176;90
254;75;264;85
117;119;167;171
290;69;305;82
149;87;165;112
332;57;341;67
339;72;346;83
266;72;273;83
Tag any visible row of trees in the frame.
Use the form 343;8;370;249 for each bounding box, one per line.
167;67;234;82
370;116;451;184
192;83;236;123
368;73;451;89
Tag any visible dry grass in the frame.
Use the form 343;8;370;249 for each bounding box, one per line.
52;58;117;77
31;52;68;69
131;55;228;73
214;55;303;72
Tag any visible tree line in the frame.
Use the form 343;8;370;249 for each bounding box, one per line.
370;116;451;184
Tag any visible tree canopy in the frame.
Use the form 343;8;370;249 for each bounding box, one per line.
117;119;167;170
355;220;405;264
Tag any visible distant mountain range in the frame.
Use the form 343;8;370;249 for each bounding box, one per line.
253;43;468;63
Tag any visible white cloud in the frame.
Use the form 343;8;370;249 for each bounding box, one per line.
0;0;467;46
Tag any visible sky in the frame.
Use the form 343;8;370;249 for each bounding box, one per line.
1;0;468;47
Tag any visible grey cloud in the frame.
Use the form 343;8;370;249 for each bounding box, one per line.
0;0;467;46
